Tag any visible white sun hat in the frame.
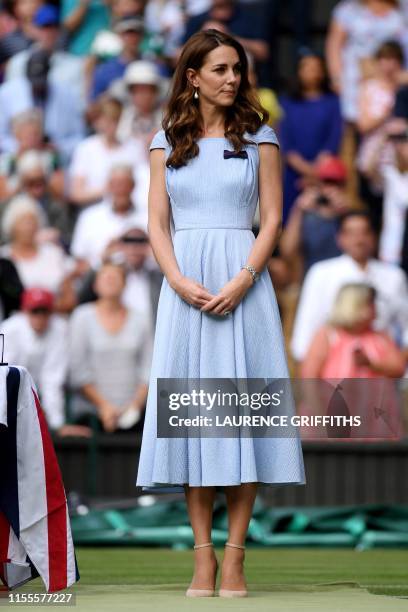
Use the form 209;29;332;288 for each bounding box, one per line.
124;60;162;87
91;30;123;59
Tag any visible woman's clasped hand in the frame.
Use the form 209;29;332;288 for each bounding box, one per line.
172;270;253;316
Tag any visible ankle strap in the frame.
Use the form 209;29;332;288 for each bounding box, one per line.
193;542;213;550
225;542;245;550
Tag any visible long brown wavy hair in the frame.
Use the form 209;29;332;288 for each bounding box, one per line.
162;29;269;169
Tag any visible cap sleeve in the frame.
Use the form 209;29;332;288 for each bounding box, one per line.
254;124;280;148
149;129;168;151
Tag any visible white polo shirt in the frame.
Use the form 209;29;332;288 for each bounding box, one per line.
70;198;147;268
379;165;408;266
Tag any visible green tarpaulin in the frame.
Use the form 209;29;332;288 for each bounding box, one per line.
71;500;408;549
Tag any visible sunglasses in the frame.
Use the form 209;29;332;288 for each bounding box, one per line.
25;178;46;187
388;133;408;142
29;307;52;315
121;236;148;244
320;178;346;186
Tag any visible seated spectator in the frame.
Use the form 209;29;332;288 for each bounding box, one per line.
82;29;123;104
299;282;405;441
61;0;111;57
0;109;64;203
77;226;163;329
363;118;408;272
69;97;145;206
301;283;406;378
280;157;350;276
0;49;85;164
0;194;76;312
68;260;153;433
91;14;145;101
356;40;406;230
0;0;41;65
70;164;147;268
15;151;71;245
181;0;269;63
80;0;150;98
291;211;408;364
116;60;165;148
278;51;343;224
5;4;86;105
0;287;91;436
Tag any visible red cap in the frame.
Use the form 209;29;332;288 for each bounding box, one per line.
21;288;54;311
317;157;347;182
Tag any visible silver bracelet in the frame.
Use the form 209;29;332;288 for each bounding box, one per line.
241;264;260;283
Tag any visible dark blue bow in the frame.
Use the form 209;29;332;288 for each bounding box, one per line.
223;149;248;159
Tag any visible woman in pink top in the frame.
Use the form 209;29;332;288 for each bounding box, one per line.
302;282;405;378
300;283;405;439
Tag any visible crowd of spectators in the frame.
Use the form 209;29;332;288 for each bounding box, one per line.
0;0;407;438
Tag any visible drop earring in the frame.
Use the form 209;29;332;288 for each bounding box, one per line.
194;87;199;100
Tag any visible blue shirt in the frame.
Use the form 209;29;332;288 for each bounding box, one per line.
301;211;342;274
278;93;343;224
91;56;128;101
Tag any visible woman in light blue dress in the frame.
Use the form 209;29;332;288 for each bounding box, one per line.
136;29;305;598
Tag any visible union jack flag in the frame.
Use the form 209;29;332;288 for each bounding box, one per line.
0;366;79;591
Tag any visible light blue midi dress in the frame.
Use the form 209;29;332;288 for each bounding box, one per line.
136;123;306;493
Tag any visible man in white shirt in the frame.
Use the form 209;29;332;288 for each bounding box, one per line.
291;211;408;362
378;122;408;267
0;288;89;436
68;97;149;206
380;162;408;266
70;164;148;268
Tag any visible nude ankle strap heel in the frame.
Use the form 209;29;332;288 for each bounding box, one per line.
219;541;248;598
185;542;217;597
193;542;213;550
